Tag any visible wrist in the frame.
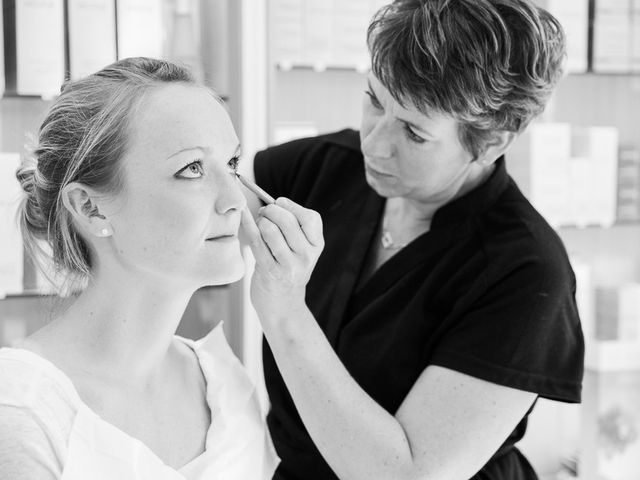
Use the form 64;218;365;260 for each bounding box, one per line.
259;296;308;324
260;301;315;349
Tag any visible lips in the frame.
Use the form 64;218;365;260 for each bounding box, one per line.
364;163;393;178
206;234;237;241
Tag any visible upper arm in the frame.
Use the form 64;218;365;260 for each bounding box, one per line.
0;406;62;480
395;250;578;478
396;365;536;480
432;252;583;403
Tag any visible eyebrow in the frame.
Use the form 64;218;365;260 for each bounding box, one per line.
167;146;208;160
168;144;242;160
367;78;433;138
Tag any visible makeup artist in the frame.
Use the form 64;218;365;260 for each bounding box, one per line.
242;1;584;479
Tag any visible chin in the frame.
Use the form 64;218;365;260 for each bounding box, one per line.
365;173;398;198
200;255;245;287
225;261;246;283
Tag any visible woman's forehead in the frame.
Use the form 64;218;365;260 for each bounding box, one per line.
127;84;236;155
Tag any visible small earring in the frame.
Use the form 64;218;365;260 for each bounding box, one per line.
96;227;111;237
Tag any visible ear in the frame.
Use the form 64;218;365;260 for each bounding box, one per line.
476;131;517;166
60;182;113;238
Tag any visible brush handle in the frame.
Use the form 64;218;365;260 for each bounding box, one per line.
236;174;276;204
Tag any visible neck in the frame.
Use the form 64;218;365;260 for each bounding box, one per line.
382;162;496;247
389;161;496;224
385;197;433;225
51;269;194;385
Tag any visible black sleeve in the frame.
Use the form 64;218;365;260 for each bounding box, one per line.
430;252;584;403
254;138;313;202
253;129;360;205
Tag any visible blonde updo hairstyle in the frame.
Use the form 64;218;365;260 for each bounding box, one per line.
16;57;196;288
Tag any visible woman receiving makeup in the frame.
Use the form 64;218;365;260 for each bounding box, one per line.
0;58;281;479
243;1;584;479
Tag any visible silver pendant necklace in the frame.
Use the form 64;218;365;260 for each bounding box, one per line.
381;216;408;249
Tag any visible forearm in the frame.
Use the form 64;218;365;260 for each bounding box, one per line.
260;305;417;480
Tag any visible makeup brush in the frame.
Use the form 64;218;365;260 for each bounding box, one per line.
236;173;276;205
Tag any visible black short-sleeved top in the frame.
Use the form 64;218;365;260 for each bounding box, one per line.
254;129;584;480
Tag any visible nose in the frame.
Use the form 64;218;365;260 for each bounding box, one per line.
361;113;394;160
214;171;247;215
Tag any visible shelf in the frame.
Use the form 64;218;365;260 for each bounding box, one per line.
1;92;231;102
558;222;640;231
0;291;55;300
569;71;640;77
1;93;49;100
274;65;640;77
275;62;369;73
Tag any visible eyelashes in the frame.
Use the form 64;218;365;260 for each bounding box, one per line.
174;156;241;180
175;160;205;179
228;156;240;173
403;124;426;144
365;89;426;144
365;90;382;109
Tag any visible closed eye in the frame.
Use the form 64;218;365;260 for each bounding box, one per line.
403;123;426;144
365;90;383;110
175;160;204;179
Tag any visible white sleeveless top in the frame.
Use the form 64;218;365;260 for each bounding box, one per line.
0;323;279;479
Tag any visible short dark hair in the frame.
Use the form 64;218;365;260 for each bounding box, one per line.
367;0;566;159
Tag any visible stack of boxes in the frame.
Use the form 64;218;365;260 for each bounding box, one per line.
592;0;634;72
528;123;621;228
544;0;640;74
617;147;640;223
528;124;640;229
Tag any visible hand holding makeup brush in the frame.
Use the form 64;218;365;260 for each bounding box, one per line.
241;198;324;318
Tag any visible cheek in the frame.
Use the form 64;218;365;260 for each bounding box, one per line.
115;190;209;258
394;144;454;195
360;104;376;135
395;144;427;177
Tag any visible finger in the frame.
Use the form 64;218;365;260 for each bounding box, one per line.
256;216;296;267
240;207;277;269
259;204;308;254
274;197;324;248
